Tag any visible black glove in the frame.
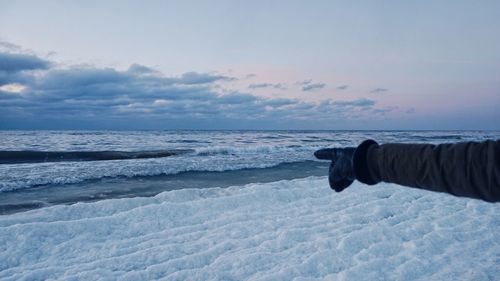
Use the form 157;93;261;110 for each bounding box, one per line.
314;147;356;192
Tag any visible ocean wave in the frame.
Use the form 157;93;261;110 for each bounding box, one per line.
423;135;464;140
0;161;330;214
0;149;194;164
0;159;320;193
194;144;316;156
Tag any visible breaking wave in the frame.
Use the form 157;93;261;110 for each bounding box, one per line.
0;149;194;164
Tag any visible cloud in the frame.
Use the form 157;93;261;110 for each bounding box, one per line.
0;45;396;129
127;64;159;75
370;88;388;93
0;52;51;86
336;85;348;90
248;83;287;90
313;98;376;119
331;98;375;107
177;71;235;84
0;52;51;74
0;52;284;126
263;98;297;107
217;93;259;104
372;106;398;115
302;83;326;92
0;41;22;52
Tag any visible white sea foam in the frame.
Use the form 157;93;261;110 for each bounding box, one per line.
0;154;309;192
194;144;306;156
1;177;498;280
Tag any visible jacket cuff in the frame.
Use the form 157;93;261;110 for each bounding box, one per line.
353;139;379;185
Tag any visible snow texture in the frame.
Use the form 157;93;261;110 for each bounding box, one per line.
1;177;499;280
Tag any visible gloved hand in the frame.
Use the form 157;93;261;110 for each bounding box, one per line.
314;147;356;192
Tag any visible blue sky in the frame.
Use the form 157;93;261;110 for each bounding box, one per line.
0;0;499;130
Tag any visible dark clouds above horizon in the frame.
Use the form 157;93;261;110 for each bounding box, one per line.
0;49;397;130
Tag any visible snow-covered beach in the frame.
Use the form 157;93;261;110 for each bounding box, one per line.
2;177;499;280
1;131;499;280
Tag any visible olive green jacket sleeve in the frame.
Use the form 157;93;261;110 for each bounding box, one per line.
352;139;500;202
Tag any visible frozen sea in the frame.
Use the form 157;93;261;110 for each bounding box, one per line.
0;130;499;280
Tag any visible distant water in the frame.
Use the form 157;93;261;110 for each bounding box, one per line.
1;130;498;214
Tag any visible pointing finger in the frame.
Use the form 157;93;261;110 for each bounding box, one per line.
314;148;339;160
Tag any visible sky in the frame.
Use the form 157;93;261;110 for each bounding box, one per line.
0;0;499;130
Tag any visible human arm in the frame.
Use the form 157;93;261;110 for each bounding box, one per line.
315;140;500;202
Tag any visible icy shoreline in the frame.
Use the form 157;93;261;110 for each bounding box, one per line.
1;177;499;280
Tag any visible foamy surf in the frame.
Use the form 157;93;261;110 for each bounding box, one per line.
2;130;497;194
